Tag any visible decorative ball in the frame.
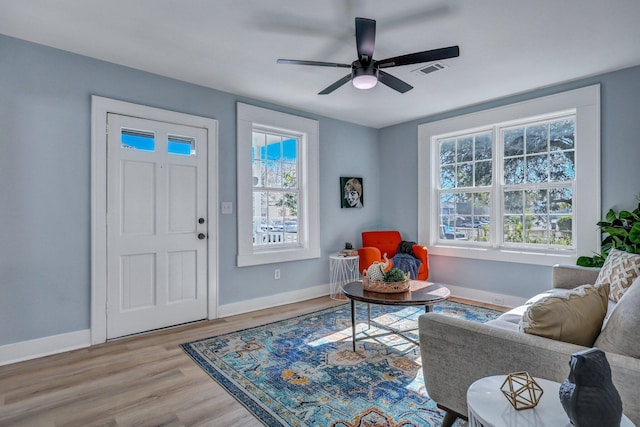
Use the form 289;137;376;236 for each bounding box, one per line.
500;371;544;410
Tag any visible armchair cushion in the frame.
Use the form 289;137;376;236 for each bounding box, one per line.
358;231;429;280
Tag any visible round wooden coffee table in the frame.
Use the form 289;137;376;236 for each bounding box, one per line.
342;280;450;351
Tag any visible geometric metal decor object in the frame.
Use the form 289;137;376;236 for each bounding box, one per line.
500;371;544;410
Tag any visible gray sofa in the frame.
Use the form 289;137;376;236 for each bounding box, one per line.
419;264;640;427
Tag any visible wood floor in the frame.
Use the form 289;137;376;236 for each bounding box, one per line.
0;296;504;427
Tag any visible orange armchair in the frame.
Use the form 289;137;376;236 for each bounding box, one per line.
357;230;429;280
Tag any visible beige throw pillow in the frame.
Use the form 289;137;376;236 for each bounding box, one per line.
519;283;609;347
595;248;640;302
594;277;640;358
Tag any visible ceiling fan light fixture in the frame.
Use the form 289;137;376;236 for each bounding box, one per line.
352;74;377;89
352;64;378;90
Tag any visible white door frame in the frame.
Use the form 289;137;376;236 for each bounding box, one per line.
91;96;219;344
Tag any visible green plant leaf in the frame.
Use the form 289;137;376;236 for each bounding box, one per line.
629;222;640;244
605;209;617;223
577;256;605;268
619;210;640;221
601;226;628;238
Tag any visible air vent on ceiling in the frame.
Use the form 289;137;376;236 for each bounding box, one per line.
414;62;448;75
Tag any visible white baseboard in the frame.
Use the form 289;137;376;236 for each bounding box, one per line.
218;283;330;318
448;284;526;308
0;284;517;367
0;329;91;367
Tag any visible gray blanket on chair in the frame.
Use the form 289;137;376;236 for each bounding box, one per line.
391;253;421;280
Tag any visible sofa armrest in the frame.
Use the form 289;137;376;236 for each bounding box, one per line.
552;264;600;289
419;313;640;424
419;312;584;418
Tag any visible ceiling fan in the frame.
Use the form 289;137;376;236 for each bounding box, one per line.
277;17;459;95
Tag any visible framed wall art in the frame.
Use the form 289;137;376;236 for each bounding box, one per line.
340;176;363;208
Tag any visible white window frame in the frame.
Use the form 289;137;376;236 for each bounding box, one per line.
418;85;601;266
237;103;320;266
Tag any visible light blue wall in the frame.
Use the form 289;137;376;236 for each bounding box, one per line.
379;65;640;298
0;35;380;346
2;32;639;347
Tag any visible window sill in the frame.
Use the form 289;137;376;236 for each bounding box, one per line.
428;244;577;266
237;247;321;267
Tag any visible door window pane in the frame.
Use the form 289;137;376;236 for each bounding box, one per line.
168;135;195;156
121;129;155;152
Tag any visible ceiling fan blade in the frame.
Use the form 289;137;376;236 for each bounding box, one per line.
277;59;351;68
319;74;353;95
378;70;413;93
377;46;460;69
355;17;376;64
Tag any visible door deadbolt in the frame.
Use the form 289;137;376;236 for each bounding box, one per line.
198;218;205;224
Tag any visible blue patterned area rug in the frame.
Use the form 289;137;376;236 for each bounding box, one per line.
181;301;500;427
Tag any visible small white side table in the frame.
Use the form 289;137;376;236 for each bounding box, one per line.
329;254;360;300
467;375;634;427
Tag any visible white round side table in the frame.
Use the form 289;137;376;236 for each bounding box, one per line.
466;375;634;427
329;254;360;300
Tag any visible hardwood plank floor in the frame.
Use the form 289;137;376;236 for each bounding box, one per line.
0;296;504;426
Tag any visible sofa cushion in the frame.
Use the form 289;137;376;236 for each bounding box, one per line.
594;276;640;358
519;283;609;347
595;248;640;302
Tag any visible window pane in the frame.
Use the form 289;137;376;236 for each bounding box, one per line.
526;124;548;154
457;137;473;162
252;132;265;160
440;140;456;164
457;163;473;187
439;193;458;227
168;135;195;156
265;134;282;161
504;157;524;184
504;215;524;243
504;128;524;156
525;154;548;183
265;161;282;187
440;165;455;189
525;189;547;214
525;214;549;244
252;160;266;188
283;138;297;162
550;119;575;151
475;160;492;186
504;190;524;214
550;151;575;181
283;164;297;188
475;133;492;160
550;187;573;246
121;129;155;152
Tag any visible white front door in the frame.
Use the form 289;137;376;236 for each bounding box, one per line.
106;113;208;339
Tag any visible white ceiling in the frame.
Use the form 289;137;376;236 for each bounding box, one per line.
2;0;640;128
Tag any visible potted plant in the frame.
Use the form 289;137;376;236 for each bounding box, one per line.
577;195;640;268
340;242;356;256
364;267;410;293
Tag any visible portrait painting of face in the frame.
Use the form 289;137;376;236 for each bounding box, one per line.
340;177;363;208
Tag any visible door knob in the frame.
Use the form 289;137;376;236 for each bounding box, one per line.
198;218;205;224
198;233;206;240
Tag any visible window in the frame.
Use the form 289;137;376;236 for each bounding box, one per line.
251;130;299;248
237;103;320;266
418;85;600;266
